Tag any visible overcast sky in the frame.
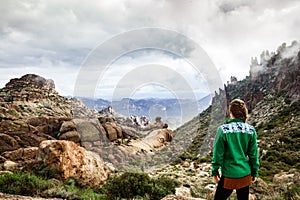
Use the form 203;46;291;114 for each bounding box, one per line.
1;0;299;100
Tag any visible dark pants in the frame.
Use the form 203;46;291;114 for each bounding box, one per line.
214;176;249;200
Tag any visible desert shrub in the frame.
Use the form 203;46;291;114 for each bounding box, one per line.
198;156;212;163
102;172;178;200
0;172;52;196
103;172;151;200
179;152;194;161
148;177;180;200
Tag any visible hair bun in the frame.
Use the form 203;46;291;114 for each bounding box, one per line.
229;99;248;122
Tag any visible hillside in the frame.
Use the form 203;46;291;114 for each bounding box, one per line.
170;41;300;199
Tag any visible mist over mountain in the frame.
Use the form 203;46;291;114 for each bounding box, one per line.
78;96;212;129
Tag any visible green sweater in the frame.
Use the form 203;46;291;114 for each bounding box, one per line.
211;118;260;178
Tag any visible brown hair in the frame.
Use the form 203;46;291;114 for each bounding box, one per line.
229;99;248;122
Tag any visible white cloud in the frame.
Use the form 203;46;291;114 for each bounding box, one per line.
0;0;299;99
93;49;212;100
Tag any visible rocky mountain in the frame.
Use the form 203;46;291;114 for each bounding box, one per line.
170;41;300;199
79;96;211;129
0;74;173;185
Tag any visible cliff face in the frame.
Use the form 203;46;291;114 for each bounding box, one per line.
213;41;300;117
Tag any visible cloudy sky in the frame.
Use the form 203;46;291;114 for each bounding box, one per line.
1;0;299;100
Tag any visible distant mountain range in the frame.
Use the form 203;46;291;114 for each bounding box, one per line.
78;96;212;129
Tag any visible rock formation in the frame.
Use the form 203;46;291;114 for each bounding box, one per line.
37;140;110;187
119;128;174;155
0;74;75;153
0;73;174;181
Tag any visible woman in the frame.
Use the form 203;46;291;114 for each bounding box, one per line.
212;99;260;200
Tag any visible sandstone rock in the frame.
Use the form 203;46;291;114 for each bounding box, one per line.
37;140;109;187
1;147;38;162
74;119;103;142
27;117;65;137
3;160;19;171
111;122;123;138
0;133;20;153
60;120;76;134
117;128;174;156
26;116;49;127
175;187;192;197
103;122;118;141
58;131;80;143
0;120;37;134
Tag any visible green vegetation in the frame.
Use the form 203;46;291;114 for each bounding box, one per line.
257;100;300;181
103;172;179;200
0;172;52;196
0;172;179;200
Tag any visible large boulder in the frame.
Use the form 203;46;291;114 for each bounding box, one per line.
103;122;118;141
59;120;76;134
58;131;81;143
74;119;104;142
37;140;110;187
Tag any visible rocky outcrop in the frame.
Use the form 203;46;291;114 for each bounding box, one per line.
0;74;168;172
0;74;101;154
37;140;110;187
98;115;129;142
0;74;56;102
119;128;174;155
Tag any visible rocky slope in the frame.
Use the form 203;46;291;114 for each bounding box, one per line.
168;41;300;199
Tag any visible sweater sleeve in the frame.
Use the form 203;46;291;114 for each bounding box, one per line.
211;127;225;176
247;130;260;177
